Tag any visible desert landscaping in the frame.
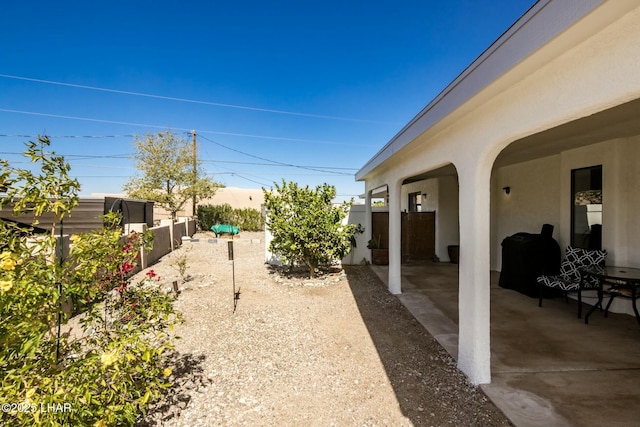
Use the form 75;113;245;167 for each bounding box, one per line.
139;231;511;426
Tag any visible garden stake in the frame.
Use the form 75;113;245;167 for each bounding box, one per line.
228;237;240;313
55;219;63;364
172;280;181;297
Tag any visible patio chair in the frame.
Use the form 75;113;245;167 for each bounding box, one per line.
536;246;607;318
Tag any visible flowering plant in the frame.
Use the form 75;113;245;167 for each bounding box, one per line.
0;138;181;426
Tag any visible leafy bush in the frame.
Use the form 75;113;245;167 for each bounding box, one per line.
263;180;359;278
234;207;264;231
197;203;233;227
197;203;264;232
0;138;181;426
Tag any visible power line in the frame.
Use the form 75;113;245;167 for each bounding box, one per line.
0;73;394;124
199;134;354;176
0;155;356;172
71;175;131;178
209;163;273;188
0;134;134;139
208;171;347;176
203;159;357;171
61;154;130;159
0;149;358;171
66;164;134;170
229;174;272;188
0;108;183;131
0;151;132;161
0;111;369;147
67;169;349;177
3;133;358;183
196;129;366;147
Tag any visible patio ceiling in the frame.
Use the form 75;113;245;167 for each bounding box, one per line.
494;97;640;168
403;97;640;187
402;164;458;185
399;97;640;187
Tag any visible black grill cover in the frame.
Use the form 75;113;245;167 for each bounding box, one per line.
498;225;561;297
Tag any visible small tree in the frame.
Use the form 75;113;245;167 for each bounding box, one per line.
124;130;222;220
263;180;358;278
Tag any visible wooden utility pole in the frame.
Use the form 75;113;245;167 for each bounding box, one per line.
191;130;197;217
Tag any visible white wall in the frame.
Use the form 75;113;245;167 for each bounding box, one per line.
437;176;460;262
400;180;438;212
558;138;640;315
606;137;640;314
624;138;640;266
264;216;280;266
491;137;640;271
491;155;561;270
559;138;640;268
341;204;368;265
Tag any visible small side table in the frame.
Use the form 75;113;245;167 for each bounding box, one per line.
580;266;640;326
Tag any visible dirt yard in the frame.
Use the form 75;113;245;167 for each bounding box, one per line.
139;231;511;426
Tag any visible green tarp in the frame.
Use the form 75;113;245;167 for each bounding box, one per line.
210;224;240;237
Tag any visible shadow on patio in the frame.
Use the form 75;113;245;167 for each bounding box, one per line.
368;262;640;427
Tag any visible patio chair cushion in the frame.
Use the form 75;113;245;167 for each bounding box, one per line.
536;246;607;292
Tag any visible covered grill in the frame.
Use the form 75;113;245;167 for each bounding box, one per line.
498;224;561;297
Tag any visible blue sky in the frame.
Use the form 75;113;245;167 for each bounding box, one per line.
1;0;535;202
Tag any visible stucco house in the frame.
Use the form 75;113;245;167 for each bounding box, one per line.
356;0;640;384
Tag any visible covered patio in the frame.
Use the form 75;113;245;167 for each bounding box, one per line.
356;1;640;387
370;263;640;427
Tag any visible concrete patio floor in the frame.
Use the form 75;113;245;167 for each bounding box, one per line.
370;263;640;427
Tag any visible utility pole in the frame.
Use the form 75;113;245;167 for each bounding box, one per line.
191;130;197;217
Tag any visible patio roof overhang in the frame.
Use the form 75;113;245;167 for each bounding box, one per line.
397;96;640;185
494;97;640;168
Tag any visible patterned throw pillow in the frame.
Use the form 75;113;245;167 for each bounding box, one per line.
562;246;607;285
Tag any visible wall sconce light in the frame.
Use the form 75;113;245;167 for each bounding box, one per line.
502;186;511;195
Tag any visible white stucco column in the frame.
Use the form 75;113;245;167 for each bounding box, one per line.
388;180;402;294
365;189;372;264
457;161;492;385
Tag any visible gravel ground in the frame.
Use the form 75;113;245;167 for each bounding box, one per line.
137;231;512;427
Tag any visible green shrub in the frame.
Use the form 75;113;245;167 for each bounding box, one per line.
263;180;359;278
233;207;264;231
197;203;233;227
197;203;264;232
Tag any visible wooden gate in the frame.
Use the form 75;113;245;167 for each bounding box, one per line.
371;211;436;263
402;212;435;262
371;212;390;249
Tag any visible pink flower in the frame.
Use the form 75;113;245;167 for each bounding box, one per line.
121;261;135;273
